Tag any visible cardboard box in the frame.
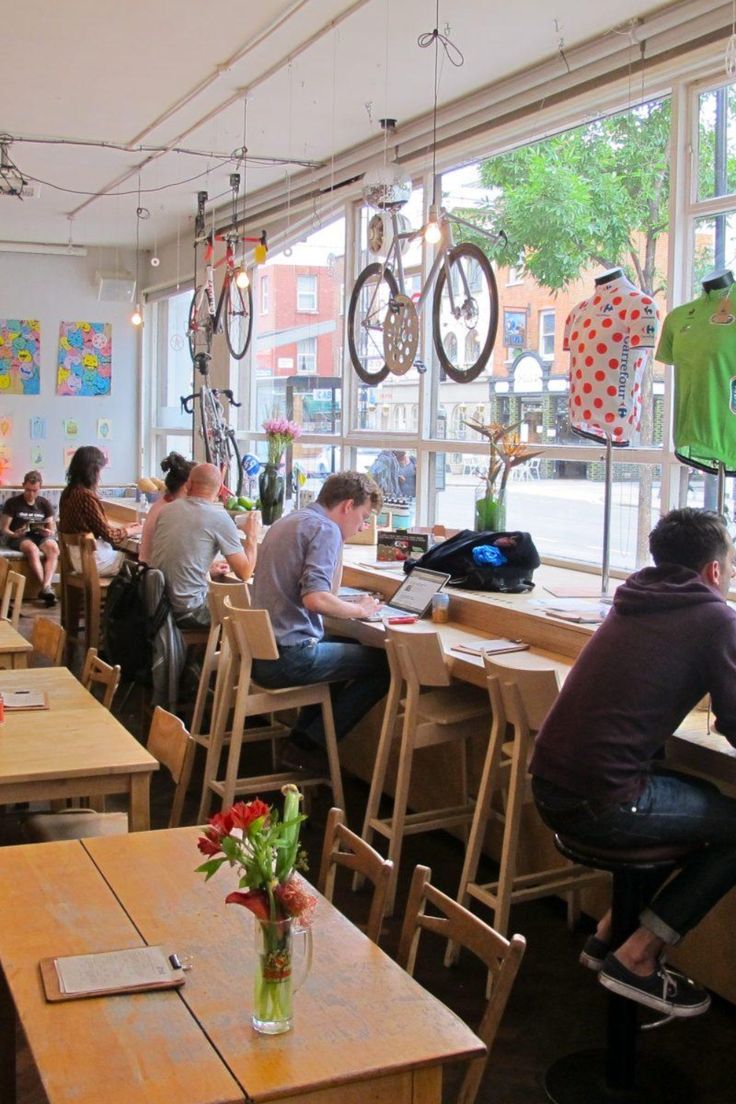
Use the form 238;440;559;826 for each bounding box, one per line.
376;530;430;562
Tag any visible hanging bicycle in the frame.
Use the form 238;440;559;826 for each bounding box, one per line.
348;204;505;385
187;182;267;362
181;355;244;497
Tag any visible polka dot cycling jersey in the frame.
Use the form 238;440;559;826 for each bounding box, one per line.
564;276;659;445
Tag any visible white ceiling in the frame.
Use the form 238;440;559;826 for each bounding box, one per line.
0;0;689;250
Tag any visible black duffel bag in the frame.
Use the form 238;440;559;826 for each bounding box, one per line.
404;529;540;593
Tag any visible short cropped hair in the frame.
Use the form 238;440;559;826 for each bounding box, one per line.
23;470;42;485
649;508;731;572
317;471;383;513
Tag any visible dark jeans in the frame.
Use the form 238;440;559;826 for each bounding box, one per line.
252;638;390;746
532;770;736;945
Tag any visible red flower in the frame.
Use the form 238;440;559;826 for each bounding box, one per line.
225;889;271;919
274;875;317;922
230;799;270;834
197;809;236;856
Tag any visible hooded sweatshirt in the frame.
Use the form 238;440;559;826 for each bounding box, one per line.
530;563;736;805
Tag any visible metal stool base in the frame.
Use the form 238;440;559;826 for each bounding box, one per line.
545;1048;692;1104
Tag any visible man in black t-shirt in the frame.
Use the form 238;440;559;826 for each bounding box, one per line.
1;470;59;606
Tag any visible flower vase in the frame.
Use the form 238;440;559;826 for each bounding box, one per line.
474;485;506;532
252;916;312;1035
259;463;284;525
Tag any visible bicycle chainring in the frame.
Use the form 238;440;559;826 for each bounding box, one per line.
383;294;419;376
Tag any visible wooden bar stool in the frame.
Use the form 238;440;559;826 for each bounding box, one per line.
545;835;699;1104
197;603;344;819
447;660;602;956
359;626;489;915
58;532;114;661
173;580;251;827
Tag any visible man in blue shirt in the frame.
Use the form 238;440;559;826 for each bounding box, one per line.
252;471;390;769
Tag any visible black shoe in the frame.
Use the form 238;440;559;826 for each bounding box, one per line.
40;588;57;607
279;737;330;775
579;934;610;972
599;953;711;1018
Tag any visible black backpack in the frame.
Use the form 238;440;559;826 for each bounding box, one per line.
101;560;169;682
404;529;540;593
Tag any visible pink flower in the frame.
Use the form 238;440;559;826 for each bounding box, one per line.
274;875;317;922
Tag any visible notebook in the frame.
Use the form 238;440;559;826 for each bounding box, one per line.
361;567;451;621
2;689;49;711
451;638;530;657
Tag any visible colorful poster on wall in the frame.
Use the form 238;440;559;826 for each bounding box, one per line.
30;445;43;467
30;416;47;439
56;321;112;396
0;319;41;395
0;416;11;438
97;417;112;440
63;418;79;439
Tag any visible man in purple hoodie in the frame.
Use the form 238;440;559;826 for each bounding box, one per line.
531;508;736;1018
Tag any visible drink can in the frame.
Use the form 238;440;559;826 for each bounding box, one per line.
431;593;450;624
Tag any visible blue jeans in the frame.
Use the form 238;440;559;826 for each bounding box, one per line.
532;770;736;945
252;638;390;746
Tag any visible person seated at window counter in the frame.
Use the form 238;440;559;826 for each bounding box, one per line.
530;508;736;1019
139;451;196;565
59;446;142;577
251;470;390;771
0;469;59;606
151;462;256;628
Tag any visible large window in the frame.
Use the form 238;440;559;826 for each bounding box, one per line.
144;61;735;575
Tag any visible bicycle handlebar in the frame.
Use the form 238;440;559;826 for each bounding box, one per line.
180;388;241;414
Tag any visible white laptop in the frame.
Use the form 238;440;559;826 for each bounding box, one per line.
361;567;451;622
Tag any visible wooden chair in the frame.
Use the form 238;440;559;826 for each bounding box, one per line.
398;864;526;1104
58;532;115;661
81;646;121;710
197;602;344;820
172;580;252;827
24;707;192;841
359;627;489;914
30;616;66;666
1;570;26;630
0;556;9;594
317;807;393;945
447;659;602;954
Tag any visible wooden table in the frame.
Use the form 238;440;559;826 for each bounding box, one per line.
0;667;156;829
0;620;32;669
0;827;484;1104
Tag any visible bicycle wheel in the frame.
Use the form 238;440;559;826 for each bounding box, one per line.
432;243;498;383
188;286;213;362
224;277;253;360
347;263;399;384
223;430;244;497
199;387;224;468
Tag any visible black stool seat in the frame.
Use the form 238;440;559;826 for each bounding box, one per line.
544;833;701;1104
556;835;698;870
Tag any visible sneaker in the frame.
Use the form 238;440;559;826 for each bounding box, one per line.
579;934;610;972
599;953;711;1018
40;588;57;607
279;737;330;775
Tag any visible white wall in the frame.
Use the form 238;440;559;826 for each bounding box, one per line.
0;249;140;486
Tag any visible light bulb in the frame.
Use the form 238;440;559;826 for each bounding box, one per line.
235;267;250;289
424;204;442;245
131;304;143;327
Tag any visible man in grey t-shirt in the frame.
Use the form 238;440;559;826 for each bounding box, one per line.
151;463;256;627
252;471;390;768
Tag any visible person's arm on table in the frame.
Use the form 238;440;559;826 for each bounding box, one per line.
303;589;380;620
708;620;736;744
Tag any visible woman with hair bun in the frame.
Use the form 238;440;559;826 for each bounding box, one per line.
139;451;196;564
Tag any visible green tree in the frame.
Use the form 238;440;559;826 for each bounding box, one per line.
466;98;671;296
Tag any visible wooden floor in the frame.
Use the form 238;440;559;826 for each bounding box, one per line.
5;596;736;1103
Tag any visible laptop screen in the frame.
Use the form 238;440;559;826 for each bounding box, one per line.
388;567;451;616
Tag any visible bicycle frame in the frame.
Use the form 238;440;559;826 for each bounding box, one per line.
362;207;473;323
201;232;264;334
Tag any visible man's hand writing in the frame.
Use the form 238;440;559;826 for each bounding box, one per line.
353;595;382;619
